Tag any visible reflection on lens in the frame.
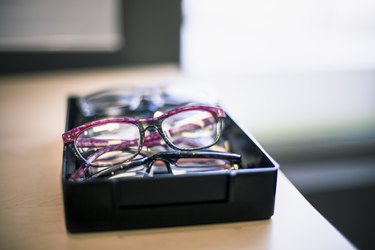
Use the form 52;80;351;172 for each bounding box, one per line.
162;110;220;149
176;158;233;170
75;122;140;166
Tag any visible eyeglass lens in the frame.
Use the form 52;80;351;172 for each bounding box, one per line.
162;110;219;149
76;122;141;166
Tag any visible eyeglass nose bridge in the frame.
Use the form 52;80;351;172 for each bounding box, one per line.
142;123;160;133
145;158;173;175
141;123;164;139
138;122;174;149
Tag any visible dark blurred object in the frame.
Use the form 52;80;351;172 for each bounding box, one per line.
0;0;181;74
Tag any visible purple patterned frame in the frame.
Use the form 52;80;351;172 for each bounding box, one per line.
63;105;226;173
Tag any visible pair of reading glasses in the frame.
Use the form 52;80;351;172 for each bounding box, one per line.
81;150;241;180
63;105;236;180
78;86;218;117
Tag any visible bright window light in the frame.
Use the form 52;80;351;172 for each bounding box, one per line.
181;0;375;74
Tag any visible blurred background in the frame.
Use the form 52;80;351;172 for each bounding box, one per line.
1;0;374;248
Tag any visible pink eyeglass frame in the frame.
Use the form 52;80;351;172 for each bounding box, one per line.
62;105;226;168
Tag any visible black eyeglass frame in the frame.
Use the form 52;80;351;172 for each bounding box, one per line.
85;150;241;180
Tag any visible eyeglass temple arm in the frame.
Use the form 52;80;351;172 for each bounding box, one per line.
69;163;90;181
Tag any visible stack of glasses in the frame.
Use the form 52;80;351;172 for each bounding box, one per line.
62;87;242;181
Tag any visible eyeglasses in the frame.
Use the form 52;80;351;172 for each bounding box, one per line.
78;86;219;117
63;105;226;169
70;150;241;181
78;87;166;117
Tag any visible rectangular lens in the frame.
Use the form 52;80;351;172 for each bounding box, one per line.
171;158;234;175
176;158;233;170
161;110;220;149
75;122;140;166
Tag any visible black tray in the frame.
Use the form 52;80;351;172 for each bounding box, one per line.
62;97;278;233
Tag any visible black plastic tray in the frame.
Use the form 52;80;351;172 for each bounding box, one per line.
62;97;278;233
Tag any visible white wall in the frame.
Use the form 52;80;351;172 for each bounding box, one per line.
180;0;375;145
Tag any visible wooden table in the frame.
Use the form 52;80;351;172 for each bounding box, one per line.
0;65;354;249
